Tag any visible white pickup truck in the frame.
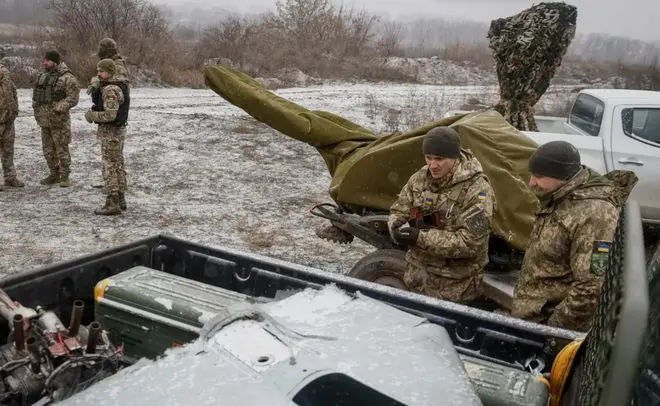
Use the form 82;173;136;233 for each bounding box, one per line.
448;89;660;226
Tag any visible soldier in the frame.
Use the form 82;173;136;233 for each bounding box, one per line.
0;58;24;190
87;37;130;93
511;140;637;332
32;50;80;187
84;59;129;215
88;38;130;190
387;127;496;304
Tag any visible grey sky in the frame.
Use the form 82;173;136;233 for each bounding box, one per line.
155;0;660;41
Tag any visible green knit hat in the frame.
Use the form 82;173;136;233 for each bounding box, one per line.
97;58;116;75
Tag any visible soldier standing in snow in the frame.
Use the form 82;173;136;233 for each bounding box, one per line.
0;57;24;190
32;50;80;187
88;37;130;190
84;59;129;215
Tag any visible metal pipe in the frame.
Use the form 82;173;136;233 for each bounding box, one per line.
12;314;25;352
68;299;84;337
26;336;41;373
86;321;101;354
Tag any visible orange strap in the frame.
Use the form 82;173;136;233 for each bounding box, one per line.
548;338;586;406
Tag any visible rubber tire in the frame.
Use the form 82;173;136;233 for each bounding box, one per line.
347;249;409;291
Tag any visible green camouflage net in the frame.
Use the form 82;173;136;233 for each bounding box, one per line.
487;2;577;131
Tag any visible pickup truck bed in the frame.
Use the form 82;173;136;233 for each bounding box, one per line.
0;234;581;375
1;200;659;405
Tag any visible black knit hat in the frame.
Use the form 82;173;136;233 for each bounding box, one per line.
423;126;461;158
529;140;581;180
44;50;60;64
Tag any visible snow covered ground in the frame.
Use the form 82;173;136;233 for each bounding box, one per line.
0;82;572;277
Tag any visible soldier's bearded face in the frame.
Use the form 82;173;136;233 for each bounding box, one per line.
425;155;456;179
42;59;55;70
529;175;566;194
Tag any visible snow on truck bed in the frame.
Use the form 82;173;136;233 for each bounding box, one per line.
0;82;569;277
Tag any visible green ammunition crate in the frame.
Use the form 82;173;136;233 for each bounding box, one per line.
461;354;550;406
94;266;268;359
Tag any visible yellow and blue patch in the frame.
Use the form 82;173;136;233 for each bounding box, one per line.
590;240;612;276
477;192;488;201
595;241;611;253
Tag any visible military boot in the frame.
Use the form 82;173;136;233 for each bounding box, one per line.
5;178;25;188
94;193;122;216
59;173;70;188
40;172;59;185
118;191;127;211
315;225;354;244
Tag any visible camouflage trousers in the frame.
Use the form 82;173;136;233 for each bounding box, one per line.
0;119;17;181
41;126;71;176
98;124;127;194
403;263;483;304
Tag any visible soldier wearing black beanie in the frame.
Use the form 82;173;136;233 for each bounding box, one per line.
528;140;582;181
387;124;495;305
423;126;461;158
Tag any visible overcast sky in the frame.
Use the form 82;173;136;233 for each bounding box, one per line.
156;0;659;41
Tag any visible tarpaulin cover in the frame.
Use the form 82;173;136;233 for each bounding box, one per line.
204;65;541;250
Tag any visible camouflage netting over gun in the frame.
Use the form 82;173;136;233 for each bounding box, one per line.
488;2;577;131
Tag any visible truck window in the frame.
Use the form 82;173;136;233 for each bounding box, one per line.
622;108;660;145
569;93;605;137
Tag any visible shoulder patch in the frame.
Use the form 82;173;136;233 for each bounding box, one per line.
590;240;612;276
477;191;488;201
465;210;489;237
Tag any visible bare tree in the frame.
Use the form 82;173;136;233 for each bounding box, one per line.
377;20;404;56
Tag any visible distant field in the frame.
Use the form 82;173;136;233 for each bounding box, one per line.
0;23;48;39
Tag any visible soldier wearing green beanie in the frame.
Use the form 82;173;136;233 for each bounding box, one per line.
84;58;130;215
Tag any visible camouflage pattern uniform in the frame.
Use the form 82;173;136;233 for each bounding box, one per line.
388;150;495;304
32;61;80;186
487;3;577;131
0;62;23;189
86;62;128;215
511;167;638;332
88;38;130;193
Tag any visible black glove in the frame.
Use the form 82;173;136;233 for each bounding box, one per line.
392;227;419;246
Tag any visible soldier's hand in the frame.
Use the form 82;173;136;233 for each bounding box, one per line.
392;227;420;246
87;76;100;95
84;110;94;123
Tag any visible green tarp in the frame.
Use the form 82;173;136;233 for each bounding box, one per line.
203;65;541;250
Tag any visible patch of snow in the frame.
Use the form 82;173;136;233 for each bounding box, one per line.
0;81;578;278
154;297;173;311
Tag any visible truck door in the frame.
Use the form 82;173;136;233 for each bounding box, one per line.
611;105;660;223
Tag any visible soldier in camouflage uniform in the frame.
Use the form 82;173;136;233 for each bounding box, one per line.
84;59;129;215
32;50;80;187
0;58;24;190
387;127;496;304
88;38;130;191
511;141;638;332
87;37;131;93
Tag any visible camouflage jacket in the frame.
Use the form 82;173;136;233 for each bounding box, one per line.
511;167;638;332
388;150;495;279
32;63;80;128
0;65;18;124
111;55;130;84
88;82;124;124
